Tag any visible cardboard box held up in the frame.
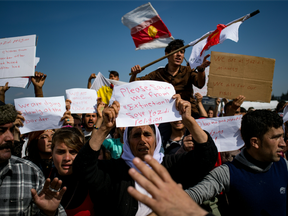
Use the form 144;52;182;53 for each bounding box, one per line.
207;51;275;103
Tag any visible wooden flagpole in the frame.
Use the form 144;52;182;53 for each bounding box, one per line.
129;10;259;75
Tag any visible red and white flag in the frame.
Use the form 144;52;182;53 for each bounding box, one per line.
189;14;250;69
122;2;173;50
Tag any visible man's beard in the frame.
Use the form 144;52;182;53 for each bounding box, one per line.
0;141;14;151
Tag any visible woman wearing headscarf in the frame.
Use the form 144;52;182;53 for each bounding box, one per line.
73;94;218;216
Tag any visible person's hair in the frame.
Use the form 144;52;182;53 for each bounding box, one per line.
72;114;81;121
207;106;214;112
276;100;286;113
0;103;18;125
109;70;119;77
165;39;185;54
26;130;46;163
247;107;254;112
224;101;233;114
127;125;156;140
241;110;283;148
52;127;84;152
240;107;247;113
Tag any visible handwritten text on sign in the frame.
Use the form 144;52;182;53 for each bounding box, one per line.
196;115;244;152
114;81;181;127
0;35;36;79
208;51;275;103
66;88;97;114
14;96;65;134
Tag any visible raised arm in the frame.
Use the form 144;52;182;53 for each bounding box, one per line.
195;54;210;88
225;95;245;116
195;93;208;118
31;71;47;97
0;82;10;103
213;98;221;117
173;94;207;143
129;65;143;82
89;101;120;151
87;73;96;89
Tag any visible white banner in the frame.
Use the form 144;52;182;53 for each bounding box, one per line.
196;115;244;152
0;35;36;78
0;78;29;88
66;88;97;114
114;81;181;127
14;96;65;134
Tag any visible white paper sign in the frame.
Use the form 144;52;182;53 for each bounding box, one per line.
193;67;209;96
14;96;65;134
0;35;36;78
66;88;97;113
0;77;29;88
114;81;181;127
196;115;244;152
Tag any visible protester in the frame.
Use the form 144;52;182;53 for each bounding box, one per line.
49;127;96;215
72;114;82;131
159;120;187;155
130;39;210;118
185;110;287;216
207;107;214;118
73;95;218;216
0;102;66;215
0;82;9;103
109;70;120;80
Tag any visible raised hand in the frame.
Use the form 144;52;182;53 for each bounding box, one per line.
127;155;208;216
31;178;66;216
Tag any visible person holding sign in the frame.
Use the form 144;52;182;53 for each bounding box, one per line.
73;95;217;216
186;110;287;216
130;39;210;118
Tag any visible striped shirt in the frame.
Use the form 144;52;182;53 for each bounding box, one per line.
0;156;66;216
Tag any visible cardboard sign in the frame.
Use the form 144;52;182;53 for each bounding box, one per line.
196;115;244;152
208;51;275;102
114;81;181;127
66;88;97;114
14;96;65;134
0;35;36;78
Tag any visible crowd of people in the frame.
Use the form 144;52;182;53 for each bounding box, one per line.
0;39;287;216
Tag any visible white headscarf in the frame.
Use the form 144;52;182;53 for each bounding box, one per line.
121;125;164;171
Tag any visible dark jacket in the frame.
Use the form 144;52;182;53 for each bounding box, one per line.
73;131;217;216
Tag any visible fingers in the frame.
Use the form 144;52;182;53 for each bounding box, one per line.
89;73;96;79
127;186;156;209
172;94;181;112
4;82;9;91
203;54;210;61
143;155;174;183
131;65;142;74
50;177;62;192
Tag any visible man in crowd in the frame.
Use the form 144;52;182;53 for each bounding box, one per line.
185;110;287;216
0;102;66;215
109;70;120;81
130;39;210;118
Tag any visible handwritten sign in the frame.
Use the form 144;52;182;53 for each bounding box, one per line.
66;88;97;114
193;67;209;96
196;115;244;152
0;35;36;79
0;78;29;88
14;96;65;134
114;81;181;127
208;51;275;103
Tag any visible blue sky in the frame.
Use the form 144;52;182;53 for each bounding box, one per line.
1;0;288;104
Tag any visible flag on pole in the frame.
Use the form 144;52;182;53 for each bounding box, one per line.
122;2;173;50
189;14;250;69
90;72;113;105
